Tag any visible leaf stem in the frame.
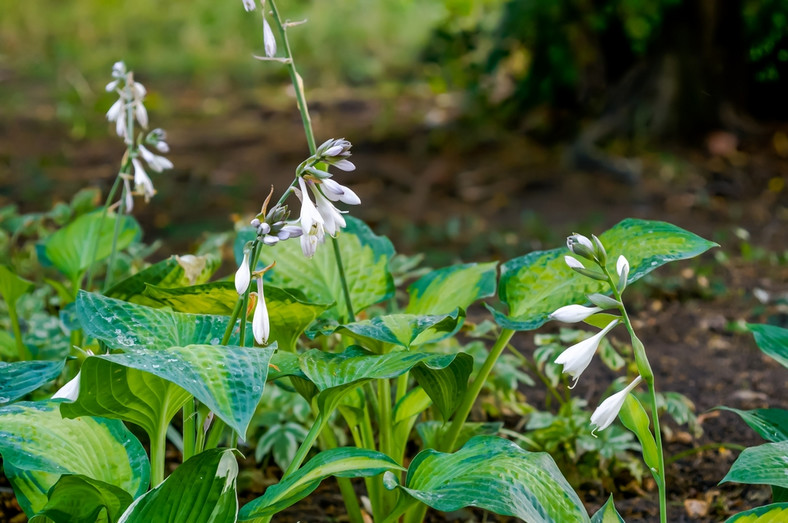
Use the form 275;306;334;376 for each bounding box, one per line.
182;398;196;461
102;183;127;292
441;328;515;452
151;417;168;487
7;304;30;361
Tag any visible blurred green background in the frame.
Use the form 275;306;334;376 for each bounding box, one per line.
1;0;786;261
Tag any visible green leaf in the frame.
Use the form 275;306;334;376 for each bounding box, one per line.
76;291;252;350
385;435;590;522
41;211;141;281
619;394;659;472
239;447;403;519
142;282;329;352
255;422;309;471
416;421;502;450
253;216;395;321
491;218;717;330
406;262;497;315
119;449;238;523
106;254;220;305
748;324;788;369
30;475;133;523
0;401;149;516
0;360;65;404
0;264;33;306
591;494;625;523
724;503;788;522
298;346;473;419
717;407;788;442
63;344;274;438
322;309;464;350
721;441;788;488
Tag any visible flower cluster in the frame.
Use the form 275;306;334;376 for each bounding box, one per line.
105;61;173;211
231;139;361;346
294;138;360;258
551;232;640;434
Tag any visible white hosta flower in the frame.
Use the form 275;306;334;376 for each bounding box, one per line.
591;375;643;434
138;145;174;172
565;256;585;270
616;255;630;285
235;250;251;295
131;158;155;201
311;186;346;236
242;0;256;11
554;319;619;387
321;178;361;205
253;277;270;345
550;304;602;323
295;178;325;258
262;17;277;57
52;372;81;401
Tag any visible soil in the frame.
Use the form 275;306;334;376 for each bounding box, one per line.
1;88;787;522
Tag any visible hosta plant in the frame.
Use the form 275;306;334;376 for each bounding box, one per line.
0;1;720;522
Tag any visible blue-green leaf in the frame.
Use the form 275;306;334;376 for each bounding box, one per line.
491;218;717;330
385;435;589;522
717;407;788;442
748;324;788;369
239;447;402;520
0;359;65;404
721;441;788;488
76;291;252;350
30;474;133;523
0;401;149;516
119;449;238;523
63;344;274;438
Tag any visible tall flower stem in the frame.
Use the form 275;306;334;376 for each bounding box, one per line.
85;174;123;291
103;82;136;291
267;0;355;322
605;267;667;523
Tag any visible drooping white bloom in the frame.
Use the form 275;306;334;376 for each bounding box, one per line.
252;277;270;345
235;250;251;295
131;158;155;201
565;256;585;270
591;375;643;434
616;255;630;285
331;159;356;172
321;178;361;205
242;0;256;11
52;372;81;401
311;186;346;236
138;145;174;172
295;178;325;258
550;304;602;323
123;178;135;213
554;319;619;387
262;17;277;57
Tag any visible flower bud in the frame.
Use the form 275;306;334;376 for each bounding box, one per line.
591;234;607;264
591;375;643;435
616;255;630;292
550;304;602;323
567;233;596;260
235;249;251;295
253;277;270;345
